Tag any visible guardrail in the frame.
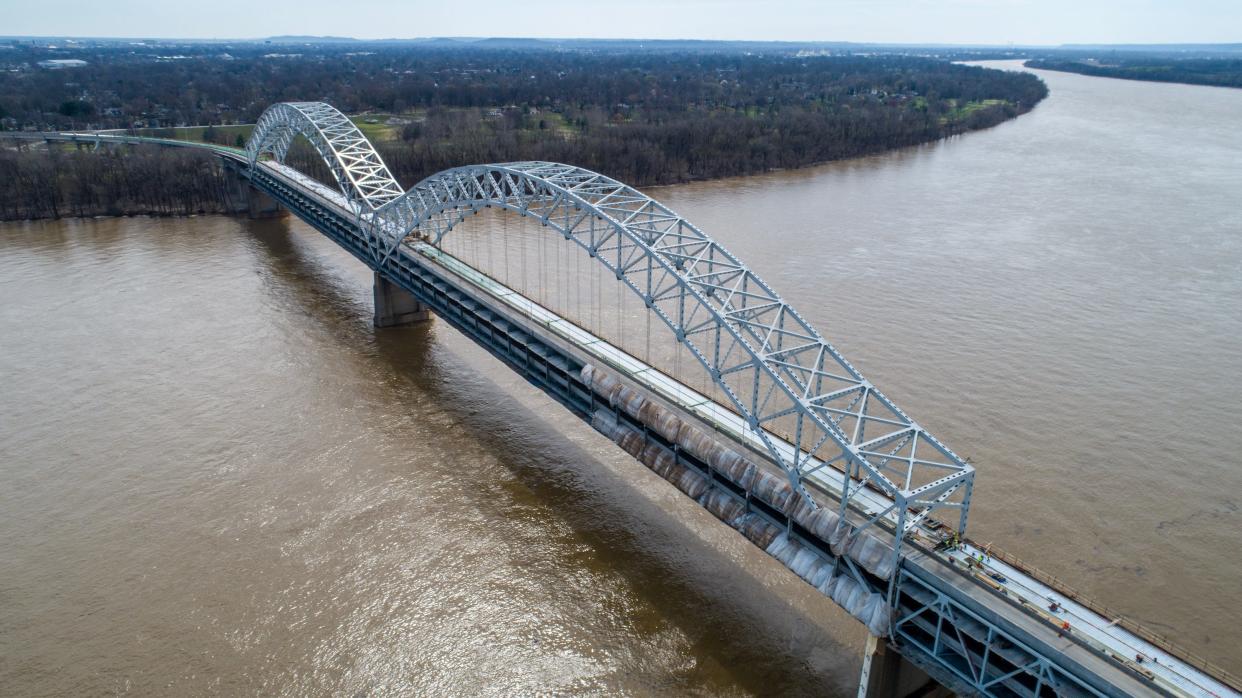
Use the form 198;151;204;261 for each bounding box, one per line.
0;130;246;160
975;541;1242;692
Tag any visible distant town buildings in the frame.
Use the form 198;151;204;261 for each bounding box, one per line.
38;59;88;69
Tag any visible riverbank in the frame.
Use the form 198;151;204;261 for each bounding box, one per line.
0;93;1044;223
1025;58;1242;89
0;145;245;221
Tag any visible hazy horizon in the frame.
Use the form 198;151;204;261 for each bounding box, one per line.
5;34;1242;49
1;0;1238;46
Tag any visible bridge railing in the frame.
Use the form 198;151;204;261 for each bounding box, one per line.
976;541;1242;691
0;130;248;161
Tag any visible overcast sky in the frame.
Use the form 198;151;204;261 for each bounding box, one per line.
2;0;1238;45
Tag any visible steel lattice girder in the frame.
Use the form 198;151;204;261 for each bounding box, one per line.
363;162;976;545
246;102;404;212
893;570;1105;697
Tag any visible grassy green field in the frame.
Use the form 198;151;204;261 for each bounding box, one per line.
121;117;398;147
119;107;582;148
541;111;577;139
128;118;397;145
349;114;411;142
941;98;1008;124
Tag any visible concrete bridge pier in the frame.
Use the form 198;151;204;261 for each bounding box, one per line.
373;272;430;327
222;160;285;218
858;635;949;698
244;186;285;219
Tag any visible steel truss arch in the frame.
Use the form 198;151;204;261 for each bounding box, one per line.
246;102;404;211
367;162;976;551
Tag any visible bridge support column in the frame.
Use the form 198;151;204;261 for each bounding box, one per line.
373;272;430;327
221;160;285;218
858;635;947;698
245;186;285;219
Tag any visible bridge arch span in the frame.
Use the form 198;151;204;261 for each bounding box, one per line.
246;102;404;212
368;162;974;535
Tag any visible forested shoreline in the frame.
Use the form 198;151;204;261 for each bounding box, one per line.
0;147;243;221
1025;58;1242;88
1;46;1048;221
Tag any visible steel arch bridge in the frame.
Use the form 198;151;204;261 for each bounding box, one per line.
245;101;977;555
247;101;405;211
18;101;1231;697
370;163;975;539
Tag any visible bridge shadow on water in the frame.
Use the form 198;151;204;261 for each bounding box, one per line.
242;216;863;696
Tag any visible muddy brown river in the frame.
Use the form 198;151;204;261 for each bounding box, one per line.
2;61;1239;695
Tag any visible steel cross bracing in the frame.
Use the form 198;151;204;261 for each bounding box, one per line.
363;161;976;564
246;102;405;213
894;570;1108;697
